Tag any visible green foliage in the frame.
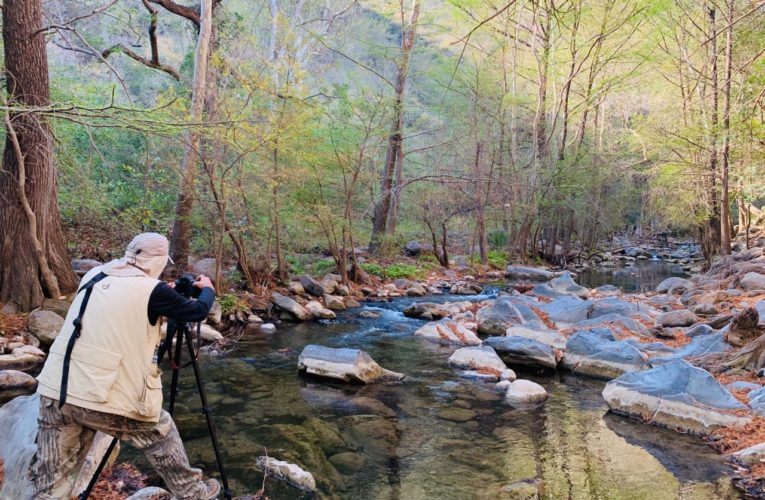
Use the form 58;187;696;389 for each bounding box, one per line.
286;255;307;275
469;250;508;269
488;231;508;249
218;293;244;315
383;263;422;280
313;259;337;276
360;262;385;277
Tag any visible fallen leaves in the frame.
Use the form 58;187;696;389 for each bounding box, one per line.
710;416;765;454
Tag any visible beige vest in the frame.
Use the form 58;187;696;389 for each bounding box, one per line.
37;268;163;422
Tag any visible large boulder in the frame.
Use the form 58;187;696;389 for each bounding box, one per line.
548;271;589;299
0;394;119;498
271;292;313;321
402;302;450;320
28;310;65;345
602;360;751;434
590;298;643;319
484;336;557;369
538;297;593;325
504;326;566;350
562;330;650;379
0;345;45;371
404;240;422;257
504;265;555;281
504;379;548;405
192;257;219;278
740;272;765;291
414;319;481;346
574;313;646;335
447;346;512;381
749;386;765;417
300;275;325;297
297;345;403;383
476;298;524;335
656;277;694;294
324;294;347;311
0;370;37;398
304;301;336;319
656;309;697;327
652;334;732;364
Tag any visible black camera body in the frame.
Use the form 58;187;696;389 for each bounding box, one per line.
174;273;202;299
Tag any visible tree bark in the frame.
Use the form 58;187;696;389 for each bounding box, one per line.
0;0;77;311
705;4;722;258
170;0;212;271
719;0;734;255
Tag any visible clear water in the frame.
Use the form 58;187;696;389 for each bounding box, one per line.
576;260;690;293
129;290;737;500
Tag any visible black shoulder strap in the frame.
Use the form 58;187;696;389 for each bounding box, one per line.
59;272;108;408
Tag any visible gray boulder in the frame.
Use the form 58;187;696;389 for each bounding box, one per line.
748;386;765;417
414;319;481;346
538;297;593;325
685;323;715;337
602;360;751;434
300;275;325;297
0;370;37;394
448;346;511;381
548;271;589;298
297;345;403;383
271;292;312;321
757;300;765;326
28;310;65;345
595;284;621;296
656;309;697;327
477;298;525;335
192;257;219;278
406;284;427;297
402;302;450;320
505;265;555;281
324;294;347;311
304;300;336;320
0;346;45;371
652;334;732;364
656;277;694;294
529;283;571;299
741;272;765;291
563;330;650;379
504;379;548;405
484;336;557;369
504;326;566;350
574;313;646;335
404;240;422;257
590;298;642;319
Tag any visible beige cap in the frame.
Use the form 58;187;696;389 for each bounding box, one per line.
101;232;173;279
125;232;174;264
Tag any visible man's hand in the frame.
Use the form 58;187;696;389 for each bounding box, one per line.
193;275;215;293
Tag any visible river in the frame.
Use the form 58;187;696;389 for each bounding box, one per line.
130;261;736;499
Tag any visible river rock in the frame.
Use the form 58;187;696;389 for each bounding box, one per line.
529;283;571;299
414;319;481;346
0;370;37;394
538;297;593;325
297;345;403;383
741;272;765;291
477;298;524;335
656;309;697;327
271;292;312;321
206;301;222;326
260;323;276;334
256;456;316;492
590;298;641;319
484;336;557;369
437;407;478;422
41;298;72;318
192;257;218;278
28;309;65;345
563;330;650;379
748;386;765;417
404;240;422;256
595;284;621;296
305;300;336;319
504;379;548;405
71;259;102;276
602;360;751;434
406;284;427;296
733;442;765;465
289;281;305;295
126;487;171;499
300;275;325;297
324;294;347;311
328;452;366;473
0;346;45;371
655;334;732;365
548;271;589;298
505;265;555;281
504;326;566;350
448;346;510;381
656;277;694;294
403;302;449;320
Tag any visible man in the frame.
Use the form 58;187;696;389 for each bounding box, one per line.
30;233;220;499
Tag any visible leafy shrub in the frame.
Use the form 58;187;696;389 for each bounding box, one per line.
218;293;244;314
418;253;439;264
489;230;508;249
286;255;306;275
469;250;509;269
384;263;421;279
313;258;337;276
360;262;385;277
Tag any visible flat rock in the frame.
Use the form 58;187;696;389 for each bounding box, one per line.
484;336;557;370
402;302;450;320
505;265;555;281
126;487;171;500
324;294;347;311
0;370;37;394
271;292;312;321
748;386;765;417
504;326;566;350
288;281;305;295
477;298;525;335
71;259;102;276
199;324;224;342
603;360;750;434
437;407;478;422
595;284;621;296
590;298;642;319
28;310;65;345
740;272;765;291
414;319;481;346
297;345;403;383
328;452;366;473
575;313;646;335
305;300;336;319
538;297;593;325
300;275;325;297
652;334;731;364
656;277;693;294
733;442;765;465
656;309;697;327
504;379;548;405
548;271;589;298
448;346;509;381
256;456;316;492
563;330;650;380
685;323;716;337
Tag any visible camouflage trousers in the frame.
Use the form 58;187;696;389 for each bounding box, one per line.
29;395;208;500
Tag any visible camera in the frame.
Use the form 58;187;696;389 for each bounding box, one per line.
174;273;202;299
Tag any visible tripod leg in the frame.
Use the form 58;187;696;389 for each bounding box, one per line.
183;328;232;500
168;326;184;416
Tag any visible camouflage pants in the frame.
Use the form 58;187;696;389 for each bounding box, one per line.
29;395;208;500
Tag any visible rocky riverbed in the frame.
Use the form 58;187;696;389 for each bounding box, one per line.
4;246;765;498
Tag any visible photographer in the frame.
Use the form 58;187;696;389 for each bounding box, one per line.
30;233;220;500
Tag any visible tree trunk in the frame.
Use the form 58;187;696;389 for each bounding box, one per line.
0;0;77;311
719;0;734;255
705;4;722;258
170;0;213;271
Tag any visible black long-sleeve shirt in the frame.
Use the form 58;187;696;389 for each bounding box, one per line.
147;283;215;325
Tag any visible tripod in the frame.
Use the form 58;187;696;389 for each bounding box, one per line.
78;320;232;500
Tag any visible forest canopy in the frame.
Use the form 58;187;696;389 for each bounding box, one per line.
2;0;764;309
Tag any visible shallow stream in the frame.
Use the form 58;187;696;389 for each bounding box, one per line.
133;262;736;499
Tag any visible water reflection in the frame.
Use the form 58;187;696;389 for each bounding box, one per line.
577;260;689;293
